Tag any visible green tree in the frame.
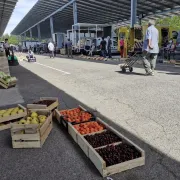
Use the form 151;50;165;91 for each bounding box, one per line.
156;15;180;30
0;34;19;45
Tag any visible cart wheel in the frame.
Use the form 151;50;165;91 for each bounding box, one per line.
122;67;126;73
129;67;133;72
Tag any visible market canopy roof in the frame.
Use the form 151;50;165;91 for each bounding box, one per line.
0;0;18;36
12;0;180;38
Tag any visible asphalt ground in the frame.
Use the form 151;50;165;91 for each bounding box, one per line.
0;55;180;180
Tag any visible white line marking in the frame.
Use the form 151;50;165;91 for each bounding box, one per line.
35;62;70;75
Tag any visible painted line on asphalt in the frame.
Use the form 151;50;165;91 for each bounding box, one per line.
35;62;71;75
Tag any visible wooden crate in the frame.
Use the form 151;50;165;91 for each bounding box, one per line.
27;97;59;112
11;109;53;148
55;105;95;130
0;104;27;124
0;123;11;131
70;117;145;177
0;78;17;89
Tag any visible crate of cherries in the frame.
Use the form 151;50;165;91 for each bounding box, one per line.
84;130;122;148
96;143;142;167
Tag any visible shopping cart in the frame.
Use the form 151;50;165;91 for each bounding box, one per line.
120;41;143;73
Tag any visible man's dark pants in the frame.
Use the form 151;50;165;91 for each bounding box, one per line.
101;50;106;58
108;48;112;58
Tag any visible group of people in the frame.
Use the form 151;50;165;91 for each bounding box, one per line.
48;39;73;58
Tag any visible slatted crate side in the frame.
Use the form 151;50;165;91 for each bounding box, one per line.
0;123;11;131
11;125;41;149
0;81;8;89
27;104;47;110
41;120;53;146
68;123;78;143
105;156;145;177
0;104;27;123
12;140;41;148
77;134;89;157
27;97;59;111
40;97;59;111
40;113;52;136
55;109;61;124
88;144;106;176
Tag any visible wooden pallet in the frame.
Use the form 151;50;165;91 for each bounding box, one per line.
0;104;27;124
27;97;59;112
11;109;53;148
68;117;145;177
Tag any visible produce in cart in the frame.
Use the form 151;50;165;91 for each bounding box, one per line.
84;130;122;148
74;121;105;135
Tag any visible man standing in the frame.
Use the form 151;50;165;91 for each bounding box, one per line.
107;36;112;58
100;37;107;58
48;41;55;58
142;20;159;76
66;39;73;58
3;39;10;58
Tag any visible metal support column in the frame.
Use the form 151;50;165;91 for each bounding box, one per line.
50;16;54;41
79;24;81;52
30;29;32;40
96;25;97;38
130;0;137;28
37;24;41;41
24;32;26;41
73;0;78;25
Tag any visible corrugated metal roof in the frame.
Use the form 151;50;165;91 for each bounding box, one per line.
0;0;18;36
11;0;180;37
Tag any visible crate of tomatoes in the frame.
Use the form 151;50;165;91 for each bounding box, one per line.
55;105;95;130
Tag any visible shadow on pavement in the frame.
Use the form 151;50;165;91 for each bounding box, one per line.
0;65;179;180
165;73;180;75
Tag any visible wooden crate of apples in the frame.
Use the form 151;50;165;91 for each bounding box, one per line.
11;109;52;148
0;104;27;131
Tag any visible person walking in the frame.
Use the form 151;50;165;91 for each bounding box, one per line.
107;36;112;58
100;37;106;58
142;20;159;76
48;41;55;58
66;39;73;58
3;39;10;58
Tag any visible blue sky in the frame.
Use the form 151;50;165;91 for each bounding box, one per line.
4;0;38;35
